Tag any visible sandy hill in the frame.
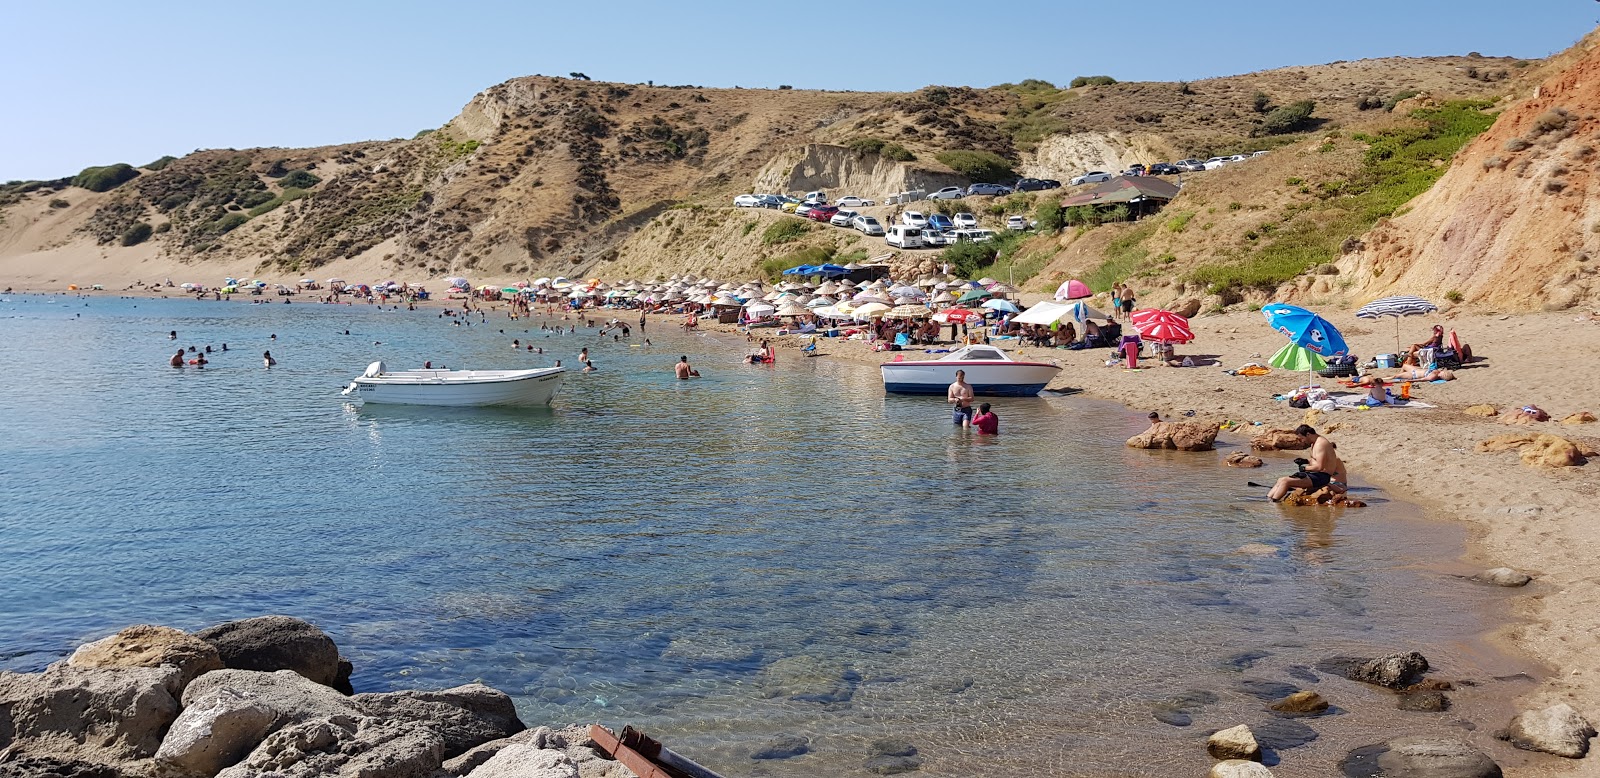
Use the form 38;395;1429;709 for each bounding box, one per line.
0;48;1557;304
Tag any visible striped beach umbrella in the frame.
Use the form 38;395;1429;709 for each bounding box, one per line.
1356;295;1438;352
1130;309;1194;343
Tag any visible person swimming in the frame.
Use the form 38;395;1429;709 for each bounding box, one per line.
263;350;276;369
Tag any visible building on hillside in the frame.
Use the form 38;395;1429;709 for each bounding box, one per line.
1059;176;1181;221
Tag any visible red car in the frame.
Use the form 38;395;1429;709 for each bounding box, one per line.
805;205;839;223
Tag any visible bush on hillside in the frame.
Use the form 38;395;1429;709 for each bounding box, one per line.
1069;75;1117;88
1383;90;1420;112
236;190;275;209
934;150;1014;182
278;170;322;189
72;163;140;192
120;222;153;246
48;198;69;209
143;156;177;171
846;137;916;161
1034;200;1063;233
761;218;811;245
1252;92;1272;113
1258;100;1316;135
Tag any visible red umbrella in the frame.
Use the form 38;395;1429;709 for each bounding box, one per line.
1130;308;1194;343
1055;279;1092;301
935;308;983;323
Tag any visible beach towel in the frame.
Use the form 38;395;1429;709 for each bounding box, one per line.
1330;392;1436;409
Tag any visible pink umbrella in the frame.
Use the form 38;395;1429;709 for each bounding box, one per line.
1130;308;1194;343
1055;279;1092;301
934;308;983;323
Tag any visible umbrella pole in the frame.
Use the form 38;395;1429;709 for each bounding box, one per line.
1395;317;1401;355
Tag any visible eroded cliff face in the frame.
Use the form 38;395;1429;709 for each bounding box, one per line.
1340;38;1600;310
751;145;967;197
1022;132;1181;179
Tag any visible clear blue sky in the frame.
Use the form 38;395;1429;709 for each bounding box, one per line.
2;0;1594;181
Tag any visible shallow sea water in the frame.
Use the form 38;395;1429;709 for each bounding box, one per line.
0;295;1527;776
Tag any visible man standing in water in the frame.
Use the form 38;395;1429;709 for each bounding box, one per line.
1268;425;1347;501
675;356;700;379
947;369;975;427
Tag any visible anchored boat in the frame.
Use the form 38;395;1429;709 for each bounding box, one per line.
880;344;1061;396
342;361;565;407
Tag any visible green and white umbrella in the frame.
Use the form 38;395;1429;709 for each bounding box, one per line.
1270;342;1327;386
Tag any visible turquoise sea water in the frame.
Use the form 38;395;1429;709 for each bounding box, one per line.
0;294;1513;776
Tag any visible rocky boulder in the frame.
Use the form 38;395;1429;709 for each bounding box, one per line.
466;743;579;778
1209;760;1274;778
1169;299;1203;319
1270;691;1328;716
182;669;363;724
67;625;224;692
1225;452;1265;468
440;725;622;778
1251;429;1309;451
352;683;525;758
1561;411;1597;425
155;687;278;776
0;754;138;778
1340;736;1502;778
1476;568;1532;587
1345;652;1430;689
1501;703;1596;758
1207;724;1262;761
1127;421;1218;452
194;616;342;688
215;715;444;778
0;664;180;764
1464;405;1498;417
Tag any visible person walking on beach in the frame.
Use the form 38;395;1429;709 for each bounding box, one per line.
948;369;975;427
1109;284;1122;321
675;356;700;379
1267;425;1348;502
972;402;999;435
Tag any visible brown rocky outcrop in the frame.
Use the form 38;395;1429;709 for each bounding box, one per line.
1127;421;1218;451
1224;452;1264;468
1562;411;1597;424
0;664;181;764
68;625;223;692
1250;429;1309;451
194;616;342;688
1476;433;1588;466
1464;404;1498;417
1168;298;1202;319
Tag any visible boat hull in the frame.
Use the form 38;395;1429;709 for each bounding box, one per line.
346;369;565;407
880;361;1060;397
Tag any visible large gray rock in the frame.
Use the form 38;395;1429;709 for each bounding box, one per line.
1207;725;1262;761
353;683;524;758
68;625;224;692
1502;703;1596;758
1342;737;1502;778
467;743;579;778
443;725;628;778
1347;652;1430;689
215;715;443;778
194;616;342;688
182;669;362;724
155;687;279;776
1210;760;1274;778
1478;568;1532;587
0;664;180;763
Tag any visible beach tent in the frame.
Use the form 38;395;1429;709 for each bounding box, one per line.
1012;301;1079;326
957;288;993;304
1054;279;1092;301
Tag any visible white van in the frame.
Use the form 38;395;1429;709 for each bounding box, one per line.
886;225;924;249
803;190;828;205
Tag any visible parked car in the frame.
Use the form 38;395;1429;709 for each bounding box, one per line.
803;190;828;204
1227;154;1250;163
1005;215;1031;231
1203;157;1228;170
900;211;929;228
950;229;994;244
830;209;858;227
1070;171;1113;185
852;215;885;236
781;201;802;213
927;213;954;231
733;194;763;208
966;183;1011;197
794;203;815;217
836;195;876;208
759;194;786;209
1146;163;1181;176
952;212;978;229
1251;150;1270;157
1124;164;1147;177
885;190;927;205
1176;158;1206;172
926;187;964;200
805;205;839;223
921;229;952;247
886;225;924;248
1014;178;1061;191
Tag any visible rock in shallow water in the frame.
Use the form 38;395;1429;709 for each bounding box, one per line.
1252;718;1318;750
1208;724;1262;761
195;615;342;689
1398;691;1451;712
1270;691;1329;716
1477;568;1532;587
1210;760;1275;778
750;736;809;760
1340;736;1501;778
758;655;858;703
1127;421;1218;451
1235;679;1299;701
1325;651;1429;689
1501;703;1596;758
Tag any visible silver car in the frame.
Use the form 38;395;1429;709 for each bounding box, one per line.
926;187;965;200
852;214;885;236
831;209;858;227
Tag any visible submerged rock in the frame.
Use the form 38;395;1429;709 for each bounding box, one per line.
1340;736;1501;778
1500;703;1596;758
1208;724;1262;761
195;615;342;689
1252;718;1318;750
1476;568;1532;587
1398;691;1451;712
758;655;858;704
1235;679;1298;701
1151;689;1220;727
1225;452;1265;468
750;736;809;760
68;624;223;692
1270;691;1329;716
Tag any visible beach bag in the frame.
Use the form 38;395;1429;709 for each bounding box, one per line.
1289;395;1311;409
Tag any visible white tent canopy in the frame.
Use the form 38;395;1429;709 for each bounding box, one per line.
1012;301;1109;327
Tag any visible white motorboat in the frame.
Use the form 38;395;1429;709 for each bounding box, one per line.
880;344;1060;396
341;362;565;407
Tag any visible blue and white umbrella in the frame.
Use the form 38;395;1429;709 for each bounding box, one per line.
981;298;1021;313
1262;303;1348;357
1356;295;1438;352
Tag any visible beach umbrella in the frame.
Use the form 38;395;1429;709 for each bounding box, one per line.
988;282;1019;296
1356;295;1439;352
854;302;892;319
930;290;956;305
957;288;993;303
776;303;809;317
934;308;982;324
977;277;998;286
982;298;1021;314
1262;303;1348;357
885;303;932;319
1054;279;1092;301
1130;309;1195;344
852;292;892;305
1269;343;1327;373
744;303;776;317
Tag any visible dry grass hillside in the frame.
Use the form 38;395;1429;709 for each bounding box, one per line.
0;48;1561;296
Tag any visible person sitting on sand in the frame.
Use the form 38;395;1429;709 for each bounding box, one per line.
170;349;185;368
1268;425;1347;502
972;402;999;435
1391;352;1456;381
1363;377;1391;406
675;356;700;379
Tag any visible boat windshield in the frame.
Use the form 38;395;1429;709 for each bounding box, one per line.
960;348;1004;360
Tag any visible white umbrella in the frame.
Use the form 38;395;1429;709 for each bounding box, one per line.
745;303;776;316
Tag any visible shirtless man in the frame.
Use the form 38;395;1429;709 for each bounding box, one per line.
674;355;699;379
947;369;975;427
1268;425;1348;502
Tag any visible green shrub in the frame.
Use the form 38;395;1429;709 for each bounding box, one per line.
203;212;250;235
48;198;69;209
1034;200;1063;232
278;170;321;189
846;137;915;161
1259;100;1316;135
120;222;153;246
237;190;275;208
413;129;435;139
143;155;177;171
1383;90;1420;112
72;163;139;192
1165;211;1194;232
247;187;310;217
154;222;171;233
1069;75;1117;88
761;218;811;245
1083;221;1159;290
1444;289;1464;303
934;150;1014;181
1252;92;1272;113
